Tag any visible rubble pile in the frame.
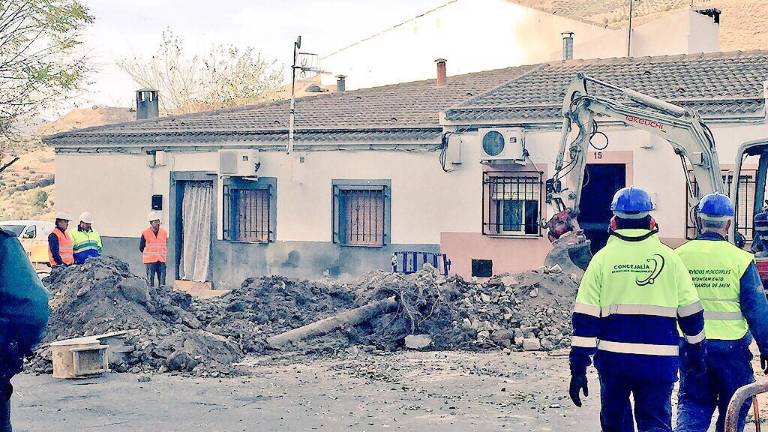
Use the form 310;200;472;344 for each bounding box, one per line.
29;257;579;377
30;257;243;377
194;276;355;354
345;264;578;352
343;268;475;350
457;266;578;351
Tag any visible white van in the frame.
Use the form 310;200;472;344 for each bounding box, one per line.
0;220;55;268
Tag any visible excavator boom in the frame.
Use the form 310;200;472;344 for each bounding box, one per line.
545;73;724;271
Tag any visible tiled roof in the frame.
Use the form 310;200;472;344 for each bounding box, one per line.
444;51;768;124
44;64;536;148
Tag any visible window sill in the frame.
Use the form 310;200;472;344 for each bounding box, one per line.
336;243;386;249
482;234;542;239
223;240;272;245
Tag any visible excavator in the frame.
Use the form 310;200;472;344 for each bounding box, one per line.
544;72;768;280
544;74;768;432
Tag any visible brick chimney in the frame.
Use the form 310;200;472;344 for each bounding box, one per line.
435;58;447;87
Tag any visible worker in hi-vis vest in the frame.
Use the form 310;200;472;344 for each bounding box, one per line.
70;212;102;264
569;186;705;432
140;211;167;287
675;193;768;432
48;211;73;267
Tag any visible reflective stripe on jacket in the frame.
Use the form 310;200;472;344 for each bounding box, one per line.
676;238;753;340
49;228;73;266
70;229;102;264
142;227;167;264
569;229;704;381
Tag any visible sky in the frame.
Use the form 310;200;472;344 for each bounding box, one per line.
75;0;447;111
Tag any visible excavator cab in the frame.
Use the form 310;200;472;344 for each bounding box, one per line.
731;139;768;284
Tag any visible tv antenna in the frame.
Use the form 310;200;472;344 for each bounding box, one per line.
289;36;330;154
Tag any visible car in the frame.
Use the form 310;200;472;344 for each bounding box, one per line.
0;220;55;269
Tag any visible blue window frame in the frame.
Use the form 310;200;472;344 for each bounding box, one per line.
223;177;276;243
332;179;391;247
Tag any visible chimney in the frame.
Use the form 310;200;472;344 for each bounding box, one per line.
435;58;447;87
336;75;346;93
561;32;574;60
136;88;159;120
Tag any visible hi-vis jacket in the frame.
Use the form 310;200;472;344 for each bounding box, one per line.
569;229;705;382
675;232;768;355
70;229;102;265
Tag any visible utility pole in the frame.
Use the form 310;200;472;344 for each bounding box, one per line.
287;36;328;154
627;0;635;57
288;36;301;154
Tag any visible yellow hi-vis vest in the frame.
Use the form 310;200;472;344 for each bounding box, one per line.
574;229;702;356
676;239;753;340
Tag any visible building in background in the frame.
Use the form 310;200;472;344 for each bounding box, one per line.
43;51;768;286
319;0;720;90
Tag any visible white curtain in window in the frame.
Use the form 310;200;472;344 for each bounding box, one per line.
179;182;212;282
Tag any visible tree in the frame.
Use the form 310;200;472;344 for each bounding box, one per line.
117;30;284;115
0;0;93;136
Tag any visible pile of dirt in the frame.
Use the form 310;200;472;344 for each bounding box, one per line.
193;276;355;354
28;257;579;377
30;257;243;377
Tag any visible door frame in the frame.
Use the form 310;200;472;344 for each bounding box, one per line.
169;171;218;283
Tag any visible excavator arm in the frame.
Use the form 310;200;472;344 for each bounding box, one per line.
544;73;724;270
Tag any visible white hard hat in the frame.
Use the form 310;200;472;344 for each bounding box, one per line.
148;211;162;222
55;211;72;221
79;211;94;224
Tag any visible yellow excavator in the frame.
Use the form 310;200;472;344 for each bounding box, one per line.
543;73;767;276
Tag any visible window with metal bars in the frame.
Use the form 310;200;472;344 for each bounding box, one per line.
483;171;542;236
685;171;755;240
223;177;276;243
332;180;391;247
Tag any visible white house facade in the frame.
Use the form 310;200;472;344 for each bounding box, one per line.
45;51;768;286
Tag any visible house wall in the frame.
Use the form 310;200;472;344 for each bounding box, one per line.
441;121;768;277
320;0;719;90
54;120;767;283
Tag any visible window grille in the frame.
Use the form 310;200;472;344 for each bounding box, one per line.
223;182;274;243
483;172;542;236
332;182;390;247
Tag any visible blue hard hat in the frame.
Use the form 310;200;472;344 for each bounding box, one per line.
697;193;734;220
610;186;653;216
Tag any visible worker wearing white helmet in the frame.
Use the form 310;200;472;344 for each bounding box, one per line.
70;212;102;264
140;211;167;286
48;211;73;266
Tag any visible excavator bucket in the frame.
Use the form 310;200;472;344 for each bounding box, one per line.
543;232;592;278
543;211;592;277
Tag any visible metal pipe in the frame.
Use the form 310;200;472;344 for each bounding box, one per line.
627;0;634;57
288;36;301;154
724;380;768;431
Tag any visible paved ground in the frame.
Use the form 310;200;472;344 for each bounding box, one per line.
9;351;602;432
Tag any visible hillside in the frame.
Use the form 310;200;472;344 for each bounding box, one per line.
515;0;768;51
0;106;134;221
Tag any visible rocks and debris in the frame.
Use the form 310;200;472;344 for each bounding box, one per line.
404;334;432;350
29;256;579;377
30;257;243;377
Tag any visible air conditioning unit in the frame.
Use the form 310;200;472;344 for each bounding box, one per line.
479;128;526;162
219;150;260;177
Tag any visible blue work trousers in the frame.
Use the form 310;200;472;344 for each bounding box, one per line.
676;347;755;432
599;372;674;432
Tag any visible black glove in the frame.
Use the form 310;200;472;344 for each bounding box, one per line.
761;354;768;375
569;374;589;407
682;342;707;376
